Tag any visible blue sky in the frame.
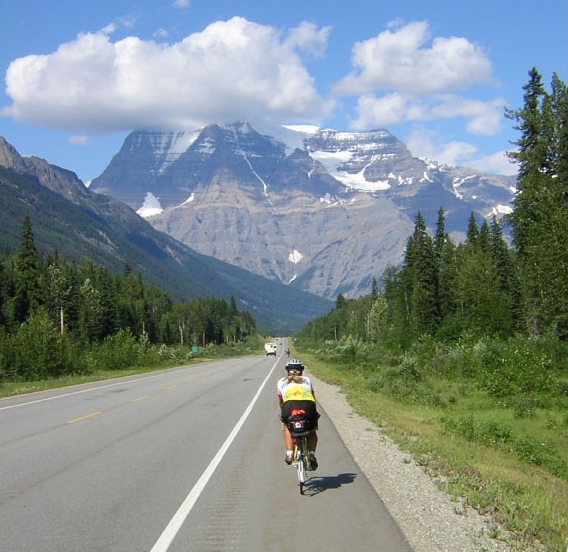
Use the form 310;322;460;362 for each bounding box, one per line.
1;0;566;184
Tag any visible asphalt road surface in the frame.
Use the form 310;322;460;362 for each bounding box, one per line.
0;352;412;552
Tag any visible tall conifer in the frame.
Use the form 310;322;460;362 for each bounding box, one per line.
13;217;41;324
404;212;439;336
506;69;568;335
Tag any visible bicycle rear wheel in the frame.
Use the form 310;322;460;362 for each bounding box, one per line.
296;437;308;494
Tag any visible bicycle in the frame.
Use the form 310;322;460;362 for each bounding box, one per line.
287;411;311;495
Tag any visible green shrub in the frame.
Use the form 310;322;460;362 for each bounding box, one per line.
478;337;556;398
10;309;71;380
442;414;513;447
91;329;139;371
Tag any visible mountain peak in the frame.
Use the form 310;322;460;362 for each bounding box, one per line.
88;123;516;299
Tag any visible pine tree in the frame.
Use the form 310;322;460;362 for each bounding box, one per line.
506;69;568;336
452;214;509;336
371;276;379;300
478;220;491;256
466;212;480;245
13;217;41;324
433;208;458;337
382;264;407;346
404;212;439;336
490;216;520;331
547;73;568;337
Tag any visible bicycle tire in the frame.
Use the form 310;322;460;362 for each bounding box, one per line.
296;436;308;494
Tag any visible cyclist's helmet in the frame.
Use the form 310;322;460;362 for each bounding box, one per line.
285;359;304;375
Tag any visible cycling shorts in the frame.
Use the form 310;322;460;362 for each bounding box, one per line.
280;400;319;430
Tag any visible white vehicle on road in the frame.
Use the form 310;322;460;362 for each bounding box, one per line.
264;342;277;356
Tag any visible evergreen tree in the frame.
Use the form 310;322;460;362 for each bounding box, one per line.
478;220;491;257
13;217;41;324
403;212;439;336
547;73;568;337
433;208;458;337
382;264;406;346
229;295;239;318
0;255;12;327
506;69;568;335
466;212;480;245
335;294;346;310
370;276;379;300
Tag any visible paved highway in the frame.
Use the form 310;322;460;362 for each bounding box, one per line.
0;353;412;551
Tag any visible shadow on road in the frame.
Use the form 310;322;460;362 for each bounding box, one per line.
302;472;357;496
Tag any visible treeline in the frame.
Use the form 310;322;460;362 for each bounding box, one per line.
299;68;568;348
0;217;255;381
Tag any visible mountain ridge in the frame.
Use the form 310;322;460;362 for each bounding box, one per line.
90;123;516;299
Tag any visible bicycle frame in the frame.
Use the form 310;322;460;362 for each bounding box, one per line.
288;412;311;495
292;432;309;494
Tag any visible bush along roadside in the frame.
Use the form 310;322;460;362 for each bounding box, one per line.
0;331;264;399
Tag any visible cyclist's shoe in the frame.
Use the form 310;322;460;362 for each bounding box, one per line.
285;452;293;465
308;452;318;471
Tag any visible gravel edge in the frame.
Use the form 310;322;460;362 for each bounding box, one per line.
310;373;517;552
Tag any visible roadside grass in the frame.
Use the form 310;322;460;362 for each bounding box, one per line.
297;349;568;552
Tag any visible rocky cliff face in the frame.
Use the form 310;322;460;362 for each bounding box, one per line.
90;123;516;299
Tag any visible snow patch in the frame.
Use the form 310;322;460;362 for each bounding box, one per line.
197;138;217;155
320;193;344;207
289;249;304;264
283;124;320;135
310;151;391;192
180;193;195;206
137;192;163;217
151;130;200;174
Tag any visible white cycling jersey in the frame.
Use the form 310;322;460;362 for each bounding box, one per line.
277;376;315;403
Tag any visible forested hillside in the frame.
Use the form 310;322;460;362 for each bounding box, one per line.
0;216;257;381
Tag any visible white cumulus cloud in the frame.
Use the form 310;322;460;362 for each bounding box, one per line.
351;92;504;135
334;20;493;96
284;21;331;59
334;20;503;140
2;17;332;133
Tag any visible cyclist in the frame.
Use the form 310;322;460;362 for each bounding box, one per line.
277;359;319;470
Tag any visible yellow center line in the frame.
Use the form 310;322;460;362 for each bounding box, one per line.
132;395;150;402
67;411;102;424
165;385;178;390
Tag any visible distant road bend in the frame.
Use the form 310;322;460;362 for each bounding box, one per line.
0;352;412;551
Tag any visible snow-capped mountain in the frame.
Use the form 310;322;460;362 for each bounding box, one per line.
90;123;516;299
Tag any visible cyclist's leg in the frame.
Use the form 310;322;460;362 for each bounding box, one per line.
307;429;318;452
303;401;319;470
302;401;318;453
281;402;294;463
283;425;294;449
